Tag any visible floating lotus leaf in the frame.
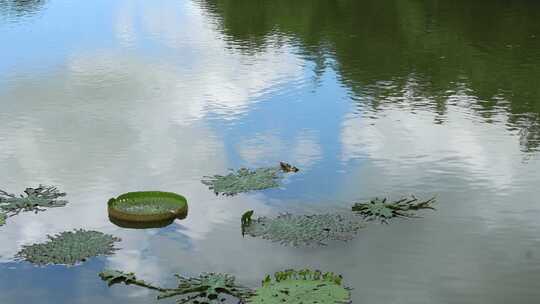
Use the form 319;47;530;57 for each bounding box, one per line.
108;191;188;224
0;185;68;226
99;269;254;304
242;211;365;246
248;269;351;304
352;196;436;223
201;163;298;196
17;229;121;266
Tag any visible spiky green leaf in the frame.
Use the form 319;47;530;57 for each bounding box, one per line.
352;196;435;223
99;270;254;304
0;185;68;225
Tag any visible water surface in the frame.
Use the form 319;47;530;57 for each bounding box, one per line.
1;0;540;303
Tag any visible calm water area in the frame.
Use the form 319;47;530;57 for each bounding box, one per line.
1;0;540;303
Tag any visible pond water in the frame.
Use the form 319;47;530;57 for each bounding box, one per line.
1;0;540;303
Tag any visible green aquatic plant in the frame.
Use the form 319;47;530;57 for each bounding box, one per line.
0;185;68;215
0;185;68;227
201;163;299;196
248;269;351;304
242;212;365;246
99;269;350;304
100;269;163;290
352;196;436;223
99;270;254;304
157;272;254;303
16;229;121;266
107;191;188;225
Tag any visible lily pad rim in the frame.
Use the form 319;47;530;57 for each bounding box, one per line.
108;191;188;223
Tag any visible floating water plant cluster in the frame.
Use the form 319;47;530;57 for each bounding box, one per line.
16;229;121;266
99;268;350;304
99;269;254;304
352;196;435;223
242;211;365;246
0;185;68;226
201;162;299;196
242;196;436;247
1;170;437;304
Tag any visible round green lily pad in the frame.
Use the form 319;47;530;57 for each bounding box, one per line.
108;191;188;223
248;269;351;304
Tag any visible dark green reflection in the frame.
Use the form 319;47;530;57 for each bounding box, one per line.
201;0;540;151
0;0;46;20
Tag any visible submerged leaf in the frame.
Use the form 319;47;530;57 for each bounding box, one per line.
0;212;5;226
201;163;298;196
17;229;121;266
242;212;365;246
247;269;351;304
352;196;436;223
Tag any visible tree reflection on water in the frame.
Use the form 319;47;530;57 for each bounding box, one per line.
201;0;540;152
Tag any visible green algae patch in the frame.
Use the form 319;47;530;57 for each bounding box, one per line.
17;229;120;266
241;211;365;246
248;269;351;304
108;191;188;224
352;196;436;223
201;162;299;196
99;270;254;303
0;185;68;226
